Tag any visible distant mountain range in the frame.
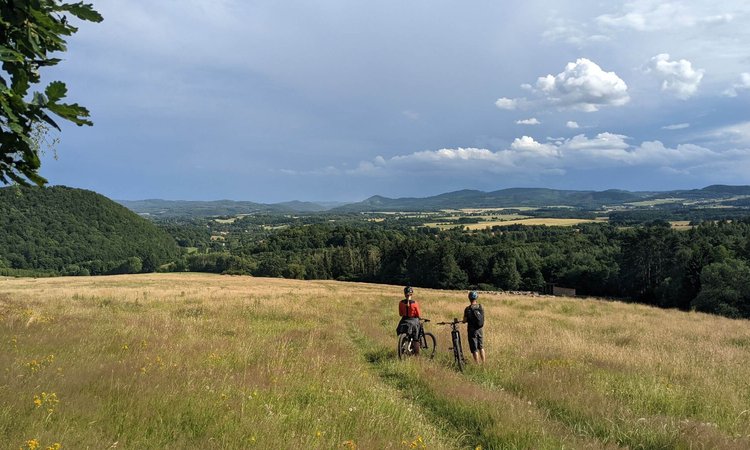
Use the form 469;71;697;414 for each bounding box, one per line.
116;199;337;217
332;188;647;212
117;185;750;216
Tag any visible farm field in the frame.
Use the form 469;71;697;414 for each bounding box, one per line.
625;198;686;207
2;274;750;449
426;217;605;230
461;217;605;229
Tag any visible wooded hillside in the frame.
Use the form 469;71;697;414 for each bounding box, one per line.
0;186;179;275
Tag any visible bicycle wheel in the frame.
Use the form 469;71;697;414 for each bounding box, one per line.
397;333;411;360
453;334;465;372
421;332;437;359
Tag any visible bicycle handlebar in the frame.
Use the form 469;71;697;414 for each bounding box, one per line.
436;318;463;325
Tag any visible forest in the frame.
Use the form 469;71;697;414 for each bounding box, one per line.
0;186;179;276
165;217;750;319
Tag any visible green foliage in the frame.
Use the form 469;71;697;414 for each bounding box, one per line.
693;259;750;318
0;0;102;185
0;185;179;274
186;253;255;275
491;257;521;290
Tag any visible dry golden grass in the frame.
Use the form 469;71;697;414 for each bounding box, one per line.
2;274;749;449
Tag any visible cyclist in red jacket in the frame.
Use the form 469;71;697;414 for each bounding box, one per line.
396;286;422;353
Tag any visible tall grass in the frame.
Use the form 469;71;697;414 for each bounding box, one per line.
1;274;749;449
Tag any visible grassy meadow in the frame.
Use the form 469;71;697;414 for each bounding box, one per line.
1;274;749;449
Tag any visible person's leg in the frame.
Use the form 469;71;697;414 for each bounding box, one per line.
468;330;479;363
476;329;485;364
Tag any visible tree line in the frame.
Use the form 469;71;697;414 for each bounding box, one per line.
164;219;750;319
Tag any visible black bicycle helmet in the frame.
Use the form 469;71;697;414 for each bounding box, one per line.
404;286;414;295
468;290;479;301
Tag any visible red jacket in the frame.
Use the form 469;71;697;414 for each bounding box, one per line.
399;299;421;318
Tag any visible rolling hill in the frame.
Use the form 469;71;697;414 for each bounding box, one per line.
0;185;179;274
333;187;649;211
115;185;750;217
333;185;750;212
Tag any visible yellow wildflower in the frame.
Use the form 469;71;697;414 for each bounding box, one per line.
407;435;426;449
46;444;61;450
25;439;40;450
33;392;59;414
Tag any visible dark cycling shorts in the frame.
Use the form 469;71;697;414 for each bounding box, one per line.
467;327;483;353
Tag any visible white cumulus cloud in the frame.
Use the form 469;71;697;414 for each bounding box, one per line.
516;118;540;125
723;73;750;97
495;97;520;110
331;131;745;178
566;121;580;129
510;136;559;157
533;58;630;112
646;53;704;99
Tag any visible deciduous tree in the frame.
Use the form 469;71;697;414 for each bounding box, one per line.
0;1;102;185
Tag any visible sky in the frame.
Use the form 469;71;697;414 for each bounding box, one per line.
38;0;750;202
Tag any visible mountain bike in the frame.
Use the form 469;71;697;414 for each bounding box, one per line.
437;318;467;372
397;319;436;360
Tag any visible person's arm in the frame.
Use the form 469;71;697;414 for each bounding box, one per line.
462;308;468;323
414;302;422;318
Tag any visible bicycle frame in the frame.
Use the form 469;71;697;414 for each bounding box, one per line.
437;318;466;371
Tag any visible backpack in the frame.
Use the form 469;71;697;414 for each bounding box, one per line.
468;304;484;329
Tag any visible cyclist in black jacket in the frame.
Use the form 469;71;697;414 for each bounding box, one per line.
463;291;486;364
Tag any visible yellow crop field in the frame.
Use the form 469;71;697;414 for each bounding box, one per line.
1;274;749;449
457;218;604;229
670;221;694;230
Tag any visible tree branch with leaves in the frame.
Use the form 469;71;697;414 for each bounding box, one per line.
0;0;102;185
